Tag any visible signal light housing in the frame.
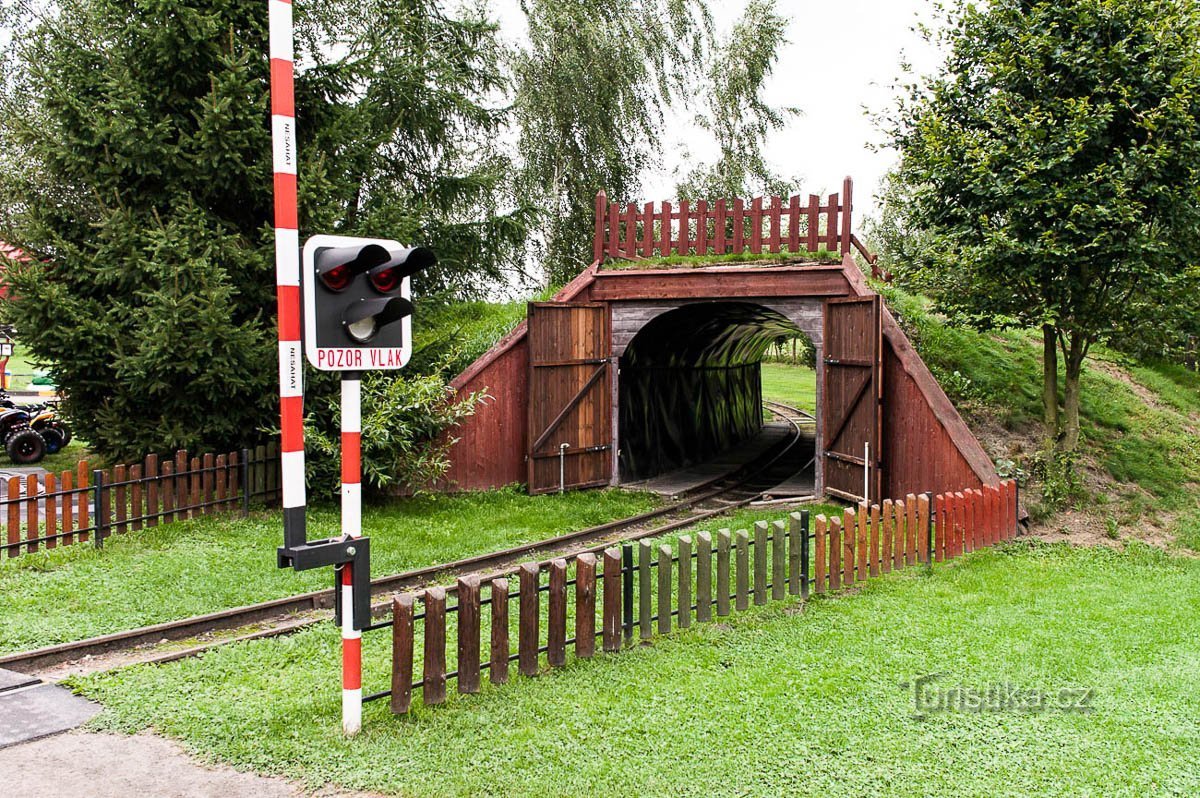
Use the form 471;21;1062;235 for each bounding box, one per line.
302;235;435;372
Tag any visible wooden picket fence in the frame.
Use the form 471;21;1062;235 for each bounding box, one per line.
383;479;1019;714
1;442;281;558
591;177;879;275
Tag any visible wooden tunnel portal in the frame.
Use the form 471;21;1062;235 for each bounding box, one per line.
437;181;1000;505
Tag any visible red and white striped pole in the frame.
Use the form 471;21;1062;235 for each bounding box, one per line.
269;0;308;550
339;374;363;735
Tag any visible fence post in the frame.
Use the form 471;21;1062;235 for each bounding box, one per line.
490;577;510;684
602;549;622;653
798;510;810;600
390;593;414;715
924;492;934;571
241;448;251;517
518;563;539;677
457;576;481;694
696;532;712;622
621;543;634;642
576;553;597;658
638;540;652;641
92;469;106;549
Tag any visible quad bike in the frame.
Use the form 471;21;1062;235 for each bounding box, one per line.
0;407;45;465
0;391;70;454
27;404;70;454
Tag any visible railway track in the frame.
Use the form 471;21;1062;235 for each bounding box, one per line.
2;402;817;678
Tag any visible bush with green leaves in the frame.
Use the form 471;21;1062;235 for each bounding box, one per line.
303;370;481;499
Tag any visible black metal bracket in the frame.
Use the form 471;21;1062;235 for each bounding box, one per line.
277;535;372;630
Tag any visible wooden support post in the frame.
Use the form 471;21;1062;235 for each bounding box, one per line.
753;521;768;605
788;512;804;596
6;475;19;557
490;578;509;684
881;499;894;574
677;536;692;629
423;587;447;706
189;455;201;516
214;455;226;511
919;493;933;565
735;529;750;611
202;453;214;514
639;540;653;640
657;544;672;634
129;465;142;533
696;532;712;622
869;503;881;577
906;494;919;565
716;529;732;616
112;466;125;538
843;508;857;586
145;454;158;528
771;520;786;601
44;473;57;549
62;471;74;547
936;494;947;562
457;576;481;693
547;559;567;668
576;553;597;658
390;593;415;714
829;516;842;591
22;473;37;553
814;515;827;594
76;461;89;540
855;504;868;583
602;549;622;653
161;462;175;524
518;563;540;677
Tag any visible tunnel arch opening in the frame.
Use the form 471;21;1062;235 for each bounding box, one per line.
617;301;817;482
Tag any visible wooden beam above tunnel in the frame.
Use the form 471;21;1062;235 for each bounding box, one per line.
588;265;851;301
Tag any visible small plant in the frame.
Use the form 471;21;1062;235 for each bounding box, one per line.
1029;449;1088;511
1104;517;1121;540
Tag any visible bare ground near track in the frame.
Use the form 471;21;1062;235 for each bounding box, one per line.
4;730;382;798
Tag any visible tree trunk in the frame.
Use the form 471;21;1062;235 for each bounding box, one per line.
1060;332;1088;453
1041;324;1059;448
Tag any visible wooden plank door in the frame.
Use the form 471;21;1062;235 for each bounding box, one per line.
527;303;613;494
822;295;882;504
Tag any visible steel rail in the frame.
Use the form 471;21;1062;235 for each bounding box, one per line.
1;402;815;675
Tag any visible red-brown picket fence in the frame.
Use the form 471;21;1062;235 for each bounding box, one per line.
380;480;1019;714
591;177;879;275
1;443;281;558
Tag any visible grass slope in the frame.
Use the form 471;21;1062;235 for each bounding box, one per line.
883;286;1200;542
0;488;658;654
76;541;1200;797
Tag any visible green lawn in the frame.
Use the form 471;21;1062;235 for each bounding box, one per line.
0;487;659;654
75;540;1200;797
760;361;817;415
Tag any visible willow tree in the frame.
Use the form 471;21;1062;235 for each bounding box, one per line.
889;0;1200;453
676;0;797;201
512;0;711;284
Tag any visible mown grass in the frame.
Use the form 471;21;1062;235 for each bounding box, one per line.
602;249;843;270
760;362;817;414
882;286;1200;526
0;487;659;654
75;540;1200;797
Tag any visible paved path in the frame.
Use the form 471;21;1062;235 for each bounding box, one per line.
1;731;382;798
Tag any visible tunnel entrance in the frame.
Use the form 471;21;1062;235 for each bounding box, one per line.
617;301;817;484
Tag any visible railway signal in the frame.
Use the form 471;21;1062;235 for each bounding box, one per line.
302;235;436;371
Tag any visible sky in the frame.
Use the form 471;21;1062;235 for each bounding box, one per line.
492;0;944;218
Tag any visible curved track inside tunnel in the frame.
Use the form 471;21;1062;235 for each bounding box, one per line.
1;402;823;678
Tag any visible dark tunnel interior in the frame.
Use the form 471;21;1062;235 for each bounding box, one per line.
618;301;806;480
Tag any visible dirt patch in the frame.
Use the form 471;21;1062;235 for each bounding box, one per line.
1028;506;1179;551
3;730;383;798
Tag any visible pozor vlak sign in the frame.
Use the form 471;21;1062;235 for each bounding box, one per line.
302;235;435;372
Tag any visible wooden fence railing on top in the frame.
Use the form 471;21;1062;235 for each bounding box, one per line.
591;177;880;277
1;443;281;558
382;479;1019;714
